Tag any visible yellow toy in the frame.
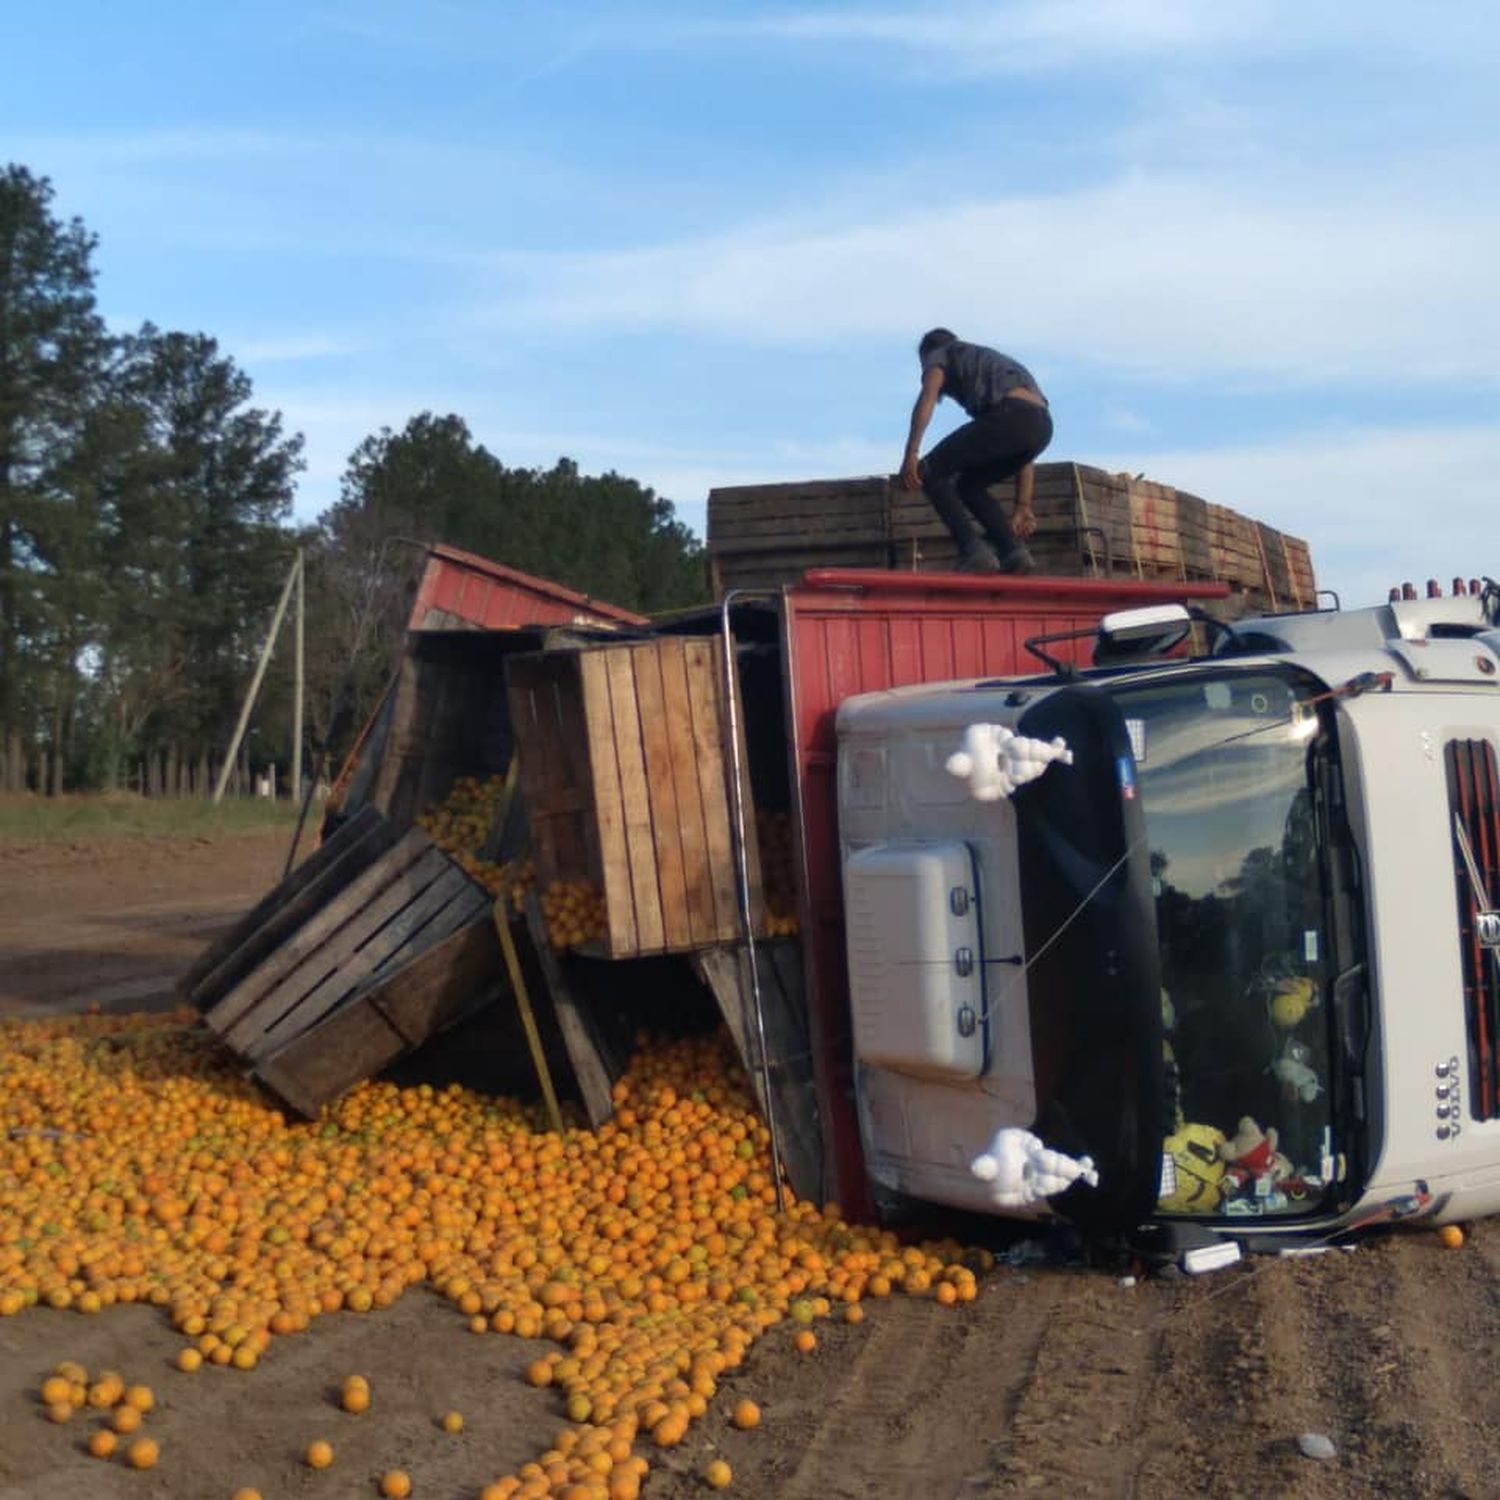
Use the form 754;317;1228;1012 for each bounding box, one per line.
1159;1122;1228;1213
1270;976;1318;1029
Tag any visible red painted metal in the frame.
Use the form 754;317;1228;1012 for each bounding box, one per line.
780;569;1231;1218
409;543;648;632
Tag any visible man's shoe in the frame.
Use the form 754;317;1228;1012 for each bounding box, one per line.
998;546;1036;575
954;542;1002;574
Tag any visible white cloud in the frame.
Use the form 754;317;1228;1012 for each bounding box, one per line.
483;171;1500;389
688;0;1263;71
1100;423;1500;610
680;0;1493;73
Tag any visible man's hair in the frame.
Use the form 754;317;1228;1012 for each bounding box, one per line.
918;328;957;359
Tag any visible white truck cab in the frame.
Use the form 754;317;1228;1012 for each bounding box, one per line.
837;586;1500;1236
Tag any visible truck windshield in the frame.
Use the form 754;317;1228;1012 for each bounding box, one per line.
1108;666;1335;1221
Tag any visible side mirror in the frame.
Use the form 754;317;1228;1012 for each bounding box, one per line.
1094;604;1193;665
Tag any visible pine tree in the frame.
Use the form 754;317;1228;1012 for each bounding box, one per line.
0;164;108;789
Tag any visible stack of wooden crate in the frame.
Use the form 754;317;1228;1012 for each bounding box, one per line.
708;461;1317;614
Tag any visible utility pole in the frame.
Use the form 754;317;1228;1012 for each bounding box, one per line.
292;550;305;805
212;551;301;805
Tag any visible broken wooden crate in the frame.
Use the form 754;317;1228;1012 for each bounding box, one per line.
506;636;764;959
182;809;498;1115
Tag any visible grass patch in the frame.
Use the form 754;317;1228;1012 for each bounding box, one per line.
0;794;305;843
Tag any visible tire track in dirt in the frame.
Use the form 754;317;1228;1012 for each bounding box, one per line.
992;1273;1161;1498
1315;1223;1500;1499
1126;1224;1500;1500
1133;1250;1367;1499
769;1272;1067;1500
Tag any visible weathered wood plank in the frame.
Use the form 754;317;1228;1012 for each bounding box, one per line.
370;877;488;978
577;652;637;955
632;644;692;950
204;828;433;1041
605;647;664;955
657;640;717;946
684;639;741;939
522;891;617;1127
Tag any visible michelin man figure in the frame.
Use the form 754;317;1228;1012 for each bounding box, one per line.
946;723;1073;803
970;1127;1100;1208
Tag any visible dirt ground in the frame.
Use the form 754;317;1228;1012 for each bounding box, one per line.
4;831;1499;1499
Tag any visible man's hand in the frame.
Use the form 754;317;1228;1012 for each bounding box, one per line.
1013;463;1038;538
900;365;944;491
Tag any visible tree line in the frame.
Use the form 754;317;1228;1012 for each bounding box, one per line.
0;165;708;796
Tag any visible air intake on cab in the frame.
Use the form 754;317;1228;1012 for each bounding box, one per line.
1446;739;1500;1119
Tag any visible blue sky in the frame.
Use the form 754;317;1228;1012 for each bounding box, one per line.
5;1;1497;607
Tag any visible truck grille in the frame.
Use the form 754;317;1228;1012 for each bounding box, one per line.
1447;738;1500;1119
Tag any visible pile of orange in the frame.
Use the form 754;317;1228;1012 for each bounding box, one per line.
537;878;609;950
417;775;511;896
2;1010;982;1498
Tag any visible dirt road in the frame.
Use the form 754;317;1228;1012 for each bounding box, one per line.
0;829;291;1016
2;832;1494;1499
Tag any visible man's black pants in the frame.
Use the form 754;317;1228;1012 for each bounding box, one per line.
921;398;1054;561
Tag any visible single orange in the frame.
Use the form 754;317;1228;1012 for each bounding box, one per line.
1439;1223;1465;1249
793;1329;816;1354
305;1438;334;1469
439;1409;464;1433
380;1471;413;1498
87;1429;118;1459
124;1436;160;1469
705;1458;733;1489
40;1376;72;1406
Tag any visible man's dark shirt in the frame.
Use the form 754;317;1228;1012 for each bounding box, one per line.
921;340;1043;418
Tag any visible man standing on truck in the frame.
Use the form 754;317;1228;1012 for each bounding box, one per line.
899;328;1053;574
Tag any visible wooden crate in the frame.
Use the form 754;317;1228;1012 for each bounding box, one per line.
251;918;502;1118
507;637;763;958
198;823;493;1078
708;477;888;546
708;477;892;592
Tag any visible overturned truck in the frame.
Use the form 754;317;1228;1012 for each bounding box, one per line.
182;501;1500;1251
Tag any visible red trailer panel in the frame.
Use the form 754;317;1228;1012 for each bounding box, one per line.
409;543;648;632
779;569;1231;1217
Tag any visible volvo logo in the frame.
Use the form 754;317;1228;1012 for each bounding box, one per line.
1479;910;1500;949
